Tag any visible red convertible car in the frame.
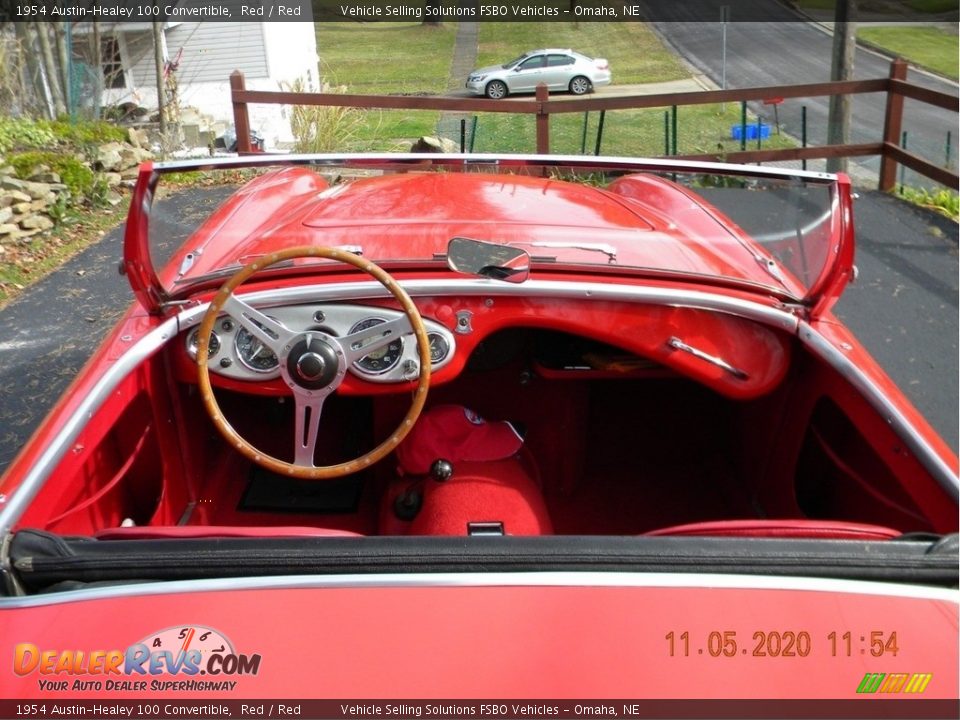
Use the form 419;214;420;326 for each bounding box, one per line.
0;155;956;712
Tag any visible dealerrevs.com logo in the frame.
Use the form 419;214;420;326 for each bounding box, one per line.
13;625;261;692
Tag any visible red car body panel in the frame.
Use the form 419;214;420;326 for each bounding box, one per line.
2;582;957;699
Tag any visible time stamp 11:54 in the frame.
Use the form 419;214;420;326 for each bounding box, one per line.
665;631;900;658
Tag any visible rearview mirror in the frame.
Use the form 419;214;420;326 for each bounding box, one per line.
446;237;530;283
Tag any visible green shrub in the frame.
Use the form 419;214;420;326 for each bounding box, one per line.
48;119;126;148
8;151;95;198
0;117;126;155
281;77;373;153
897;186;960;221
0;117;57;153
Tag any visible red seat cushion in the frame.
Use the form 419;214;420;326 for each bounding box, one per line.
94;526;361;540
645;519;901;540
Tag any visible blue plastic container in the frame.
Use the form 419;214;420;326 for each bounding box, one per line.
730;124;771;141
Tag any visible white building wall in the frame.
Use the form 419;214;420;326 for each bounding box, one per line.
213;21;320;148
99;21;319;149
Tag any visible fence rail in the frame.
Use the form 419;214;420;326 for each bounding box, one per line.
229;59;958;191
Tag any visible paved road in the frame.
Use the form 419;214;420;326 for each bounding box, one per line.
0;185;955;476
652;11;959;186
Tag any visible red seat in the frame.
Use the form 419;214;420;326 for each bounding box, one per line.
94;526;362;540
645;518;901;541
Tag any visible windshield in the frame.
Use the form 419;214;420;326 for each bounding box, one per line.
136;156;849;307
502;53;530;69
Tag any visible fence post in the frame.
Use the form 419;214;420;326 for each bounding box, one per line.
878;58;907;191
230;71;253;154
536;83;550;154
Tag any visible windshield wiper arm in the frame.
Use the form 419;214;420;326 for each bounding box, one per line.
511;241;617;263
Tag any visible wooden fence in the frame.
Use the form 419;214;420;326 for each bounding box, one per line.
230;58;958;191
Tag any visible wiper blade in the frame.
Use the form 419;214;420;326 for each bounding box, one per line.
511;241;618;263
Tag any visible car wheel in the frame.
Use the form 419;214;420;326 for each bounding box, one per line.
485;80;508;100
569;76;592;95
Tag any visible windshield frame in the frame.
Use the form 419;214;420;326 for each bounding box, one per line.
125;154;853;316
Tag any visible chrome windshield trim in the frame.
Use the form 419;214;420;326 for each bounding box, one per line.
175;279;801;333
0;318;179;537
148;152;838;184
799;321;959;500
0;572;955;610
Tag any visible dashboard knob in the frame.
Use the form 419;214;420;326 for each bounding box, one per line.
430;459;454;482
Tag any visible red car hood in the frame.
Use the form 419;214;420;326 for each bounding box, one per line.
158;170;806;297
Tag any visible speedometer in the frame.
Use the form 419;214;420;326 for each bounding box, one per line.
235;319;280;373
349;317;403;374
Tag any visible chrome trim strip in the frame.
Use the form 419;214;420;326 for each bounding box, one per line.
150;152;837;184
0;318;179;537
176;279;801;333
0;572;955;610
799;321;960;499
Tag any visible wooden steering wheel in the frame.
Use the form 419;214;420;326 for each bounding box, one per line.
195;247;431;479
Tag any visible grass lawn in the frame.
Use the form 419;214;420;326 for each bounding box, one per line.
312;21;795;157
314;22;458;147
475;22;689;85
858;25;959;80
470;103;796;157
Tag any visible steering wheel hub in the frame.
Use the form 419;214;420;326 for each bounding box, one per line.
288;335;339;389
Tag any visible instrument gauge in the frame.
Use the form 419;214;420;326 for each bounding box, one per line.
235;318;280;373
428;332;450;365
349;317;403;374
186;328;220;361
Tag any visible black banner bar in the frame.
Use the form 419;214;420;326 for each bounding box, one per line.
1;699;958;720
1;0;957;23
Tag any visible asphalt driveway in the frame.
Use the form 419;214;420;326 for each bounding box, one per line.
0;187;956;475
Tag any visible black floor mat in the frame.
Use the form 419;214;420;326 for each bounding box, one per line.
239;467;363;514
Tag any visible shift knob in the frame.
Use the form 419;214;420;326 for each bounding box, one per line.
430;459;454;482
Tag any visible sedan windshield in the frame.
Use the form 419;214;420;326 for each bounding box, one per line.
502;53;530;69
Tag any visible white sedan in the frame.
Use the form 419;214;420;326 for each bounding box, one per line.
466;49;611;99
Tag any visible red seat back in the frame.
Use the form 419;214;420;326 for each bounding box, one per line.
645;519;901;540
94;526;361;540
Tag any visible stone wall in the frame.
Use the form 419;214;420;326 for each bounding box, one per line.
0;129;153;244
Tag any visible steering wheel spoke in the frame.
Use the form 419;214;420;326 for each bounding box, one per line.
293;389;329;467
341;315;413;365
222;294;296;352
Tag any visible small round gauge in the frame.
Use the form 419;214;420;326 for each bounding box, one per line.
235;322;279;373
428;332;450;365
349;317;403;374
186;328;220;360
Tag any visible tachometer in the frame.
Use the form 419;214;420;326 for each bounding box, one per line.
235;318;280;373
349;317;403;374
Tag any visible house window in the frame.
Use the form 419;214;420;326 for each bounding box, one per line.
102;37;125;89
